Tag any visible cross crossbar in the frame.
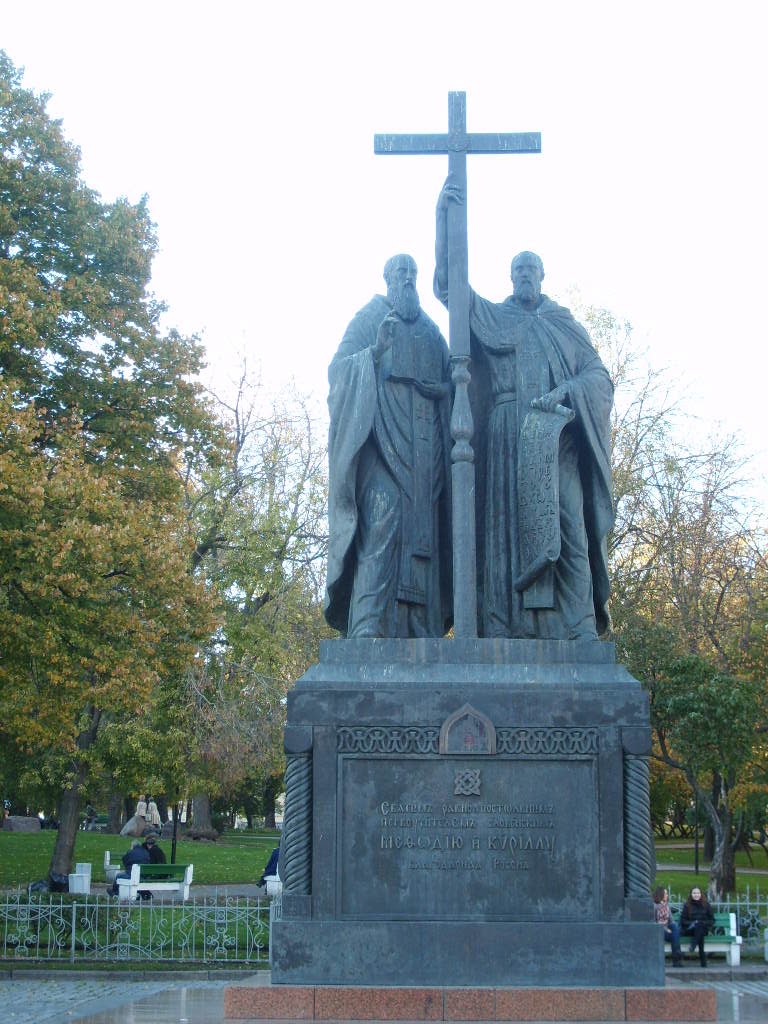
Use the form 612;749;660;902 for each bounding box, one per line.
374;132;541;155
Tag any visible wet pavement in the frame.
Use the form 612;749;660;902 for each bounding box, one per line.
0;976;230;1024
2;970;768;1024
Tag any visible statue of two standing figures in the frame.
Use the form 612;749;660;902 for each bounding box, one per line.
324;185;614;643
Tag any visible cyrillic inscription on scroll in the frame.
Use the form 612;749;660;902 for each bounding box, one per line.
515;406;575;608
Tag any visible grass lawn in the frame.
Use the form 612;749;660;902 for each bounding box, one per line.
655;842;768;872
654;868;768;897
654;838;768;893
0;830;281;888
3;830;767;899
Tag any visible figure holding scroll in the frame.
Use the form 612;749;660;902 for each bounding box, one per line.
435;181;614;640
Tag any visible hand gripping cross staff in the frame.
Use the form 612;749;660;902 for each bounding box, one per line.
374;92;540;637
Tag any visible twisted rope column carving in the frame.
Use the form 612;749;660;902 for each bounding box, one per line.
623;753;654;897
281;751;312;895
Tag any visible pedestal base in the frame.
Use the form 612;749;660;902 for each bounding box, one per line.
273;640;662;989
270;920;662;988
224;981;717;1021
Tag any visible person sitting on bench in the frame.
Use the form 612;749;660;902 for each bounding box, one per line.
108;839;149;896
680;885;714;967
258;847;279;887
142;833;166;864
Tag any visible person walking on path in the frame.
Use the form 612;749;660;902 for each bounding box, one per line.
120;794;148;837
146;796;162;832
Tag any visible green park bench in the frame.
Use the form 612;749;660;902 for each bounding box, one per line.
116;862;194;901
665;911;742;966
80;813;109;831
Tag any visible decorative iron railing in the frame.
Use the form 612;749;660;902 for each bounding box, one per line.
2;888;766;963
0;892;271;964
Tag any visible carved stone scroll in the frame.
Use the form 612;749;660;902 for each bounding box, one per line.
514;404;575;608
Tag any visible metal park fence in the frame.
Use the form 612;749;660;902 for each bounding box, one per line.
0;891;272;964
2;887;767;964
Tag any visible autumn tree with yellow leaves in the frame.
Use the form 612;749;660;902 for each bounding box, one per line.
0;51;221;879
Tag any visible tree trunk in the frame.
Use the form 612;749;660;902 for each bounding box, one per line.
240;787;259;830
171;801;180;864
156;795;169;825
721;830;737;893
263;774;281;830
49;766;86;880
703;775;720;860
707;804;734;899
703;822;715;861
192;792;213;830
107;791;123;833
48;707;102;882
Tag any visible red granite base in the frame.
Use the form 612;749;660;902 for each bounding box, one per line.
223;984;716;1021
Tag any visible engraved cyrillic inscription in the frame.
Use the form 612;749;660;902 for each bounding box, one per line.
339;758;597;919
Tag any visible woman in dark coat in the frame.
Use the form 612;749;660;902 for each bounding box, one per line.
680;886;715;966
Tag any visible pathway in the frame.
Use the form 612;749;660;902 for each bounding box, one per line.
2;968;768;1024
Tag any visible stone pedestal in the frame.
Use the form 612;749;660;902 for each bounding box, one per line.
224;981;717;1021
271;639;662;988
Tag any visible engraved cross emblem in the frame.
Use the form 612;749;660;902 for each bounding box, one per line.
454;768;481;796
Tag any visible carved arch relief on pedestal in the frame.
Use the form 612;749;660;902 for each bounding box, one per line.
439;703;496;755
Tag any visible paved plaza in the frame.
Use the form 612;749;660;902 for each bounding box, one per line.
1;975;236;1024
2;973;768;1024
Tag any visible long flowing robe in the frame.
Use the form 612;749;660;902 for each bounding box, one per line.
324;294;452;637
437;281;613;639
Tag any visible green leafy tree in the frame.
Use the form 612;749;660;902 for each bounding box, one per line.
0;51;217;491
0;51;221;879
0;386;217;876
649;756;694;838
587;303;768;894
653;655;764;896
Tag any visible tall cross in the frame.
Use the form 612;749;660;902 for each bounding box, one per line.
374;92;541;637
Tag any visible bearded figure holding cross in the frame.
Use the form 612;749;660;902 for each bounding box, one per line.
436;182;614;641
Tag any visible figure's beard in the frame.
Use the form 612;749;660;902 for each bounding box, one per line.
389;282;420;322
514;281;540;307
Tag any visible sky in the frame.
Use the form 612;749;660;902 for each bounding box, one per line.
3;0;768;489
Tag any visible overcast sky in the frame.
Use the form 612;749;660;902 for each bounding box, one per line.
4;1;767;489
